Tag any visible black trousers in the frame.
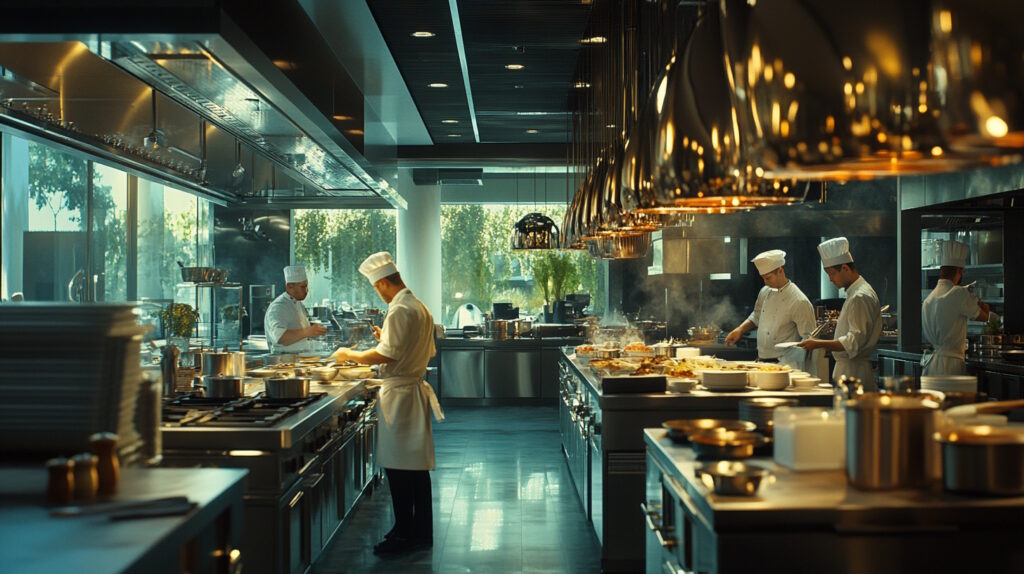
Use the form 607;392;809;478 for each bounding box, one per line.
385;468;432;542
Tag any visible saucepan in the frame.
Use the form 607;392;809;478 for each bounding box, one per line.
936;426;1024;496
662;419;756;443
204;376;244;398
265;377;310;399
688;429;769;459
177;261;226;284
694;461;773;496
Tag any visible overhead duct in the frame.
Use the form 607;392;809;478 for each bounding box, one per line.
412;168;483;186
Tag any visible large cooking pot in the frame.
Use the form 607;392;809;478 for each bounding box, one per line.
492;319;511;341
177;262;227;284
845;393;940;490
204;376;243;398
265;377;310;399
936;426;1024;496
199;351;245;377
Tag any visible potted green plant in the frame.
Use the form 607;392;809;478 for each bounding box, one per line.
161;302;198;350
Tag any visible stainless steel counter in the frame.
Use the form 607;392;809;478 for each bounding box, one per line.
437;337;583;401
0;467;246;574
162;381;366;451
643;428;1024;573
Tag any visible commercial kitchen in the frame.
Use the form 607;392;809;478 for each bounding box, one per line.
1;1;1024;573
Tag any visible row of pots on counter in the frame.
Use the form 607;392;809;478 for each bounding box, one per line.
662;378;1024;498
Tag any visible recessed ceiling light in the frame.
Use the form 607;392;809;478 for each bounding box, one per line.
605;124;616;129
505;64;525;70
346;129;364;136
442;119;459;124
573;81;591;89
526;129;539;134
580;36;607;45
514;84;525;89
332;115;353;121
447;133;461;137
272;59;297;70
411;31;435;38
428;82;448;88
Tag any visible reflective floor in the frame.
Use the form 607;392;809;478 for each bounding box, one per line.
313;406;602;573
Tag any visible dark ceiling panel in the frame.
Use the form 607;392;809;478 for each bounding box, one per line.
366;0;591;147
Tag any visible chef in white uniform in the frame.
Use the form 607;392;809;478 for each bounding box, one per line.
724;249;816;370
264;265;326;353
329;252;443;555
921;240;991;376
799;238;882;389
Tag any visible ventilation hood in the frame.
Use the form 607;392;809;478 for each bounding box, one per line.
0;0;404;209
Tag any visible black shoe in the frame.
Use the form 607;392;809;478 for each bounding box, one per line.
373;536;413;555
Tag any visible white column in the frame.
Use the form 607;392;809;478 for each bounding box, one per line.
1;133;29;299
395;168;441;320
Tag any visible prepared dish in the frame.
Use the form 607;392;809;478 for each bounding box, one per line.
575;344;596;357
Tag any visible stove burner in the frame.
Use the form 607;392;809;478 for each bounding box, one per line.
162;393;327;428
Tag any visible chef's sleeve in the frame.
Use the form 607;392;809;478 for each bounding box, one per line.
960;290;983;320
747;287;769;326
376;307;411;359
265;303;287;345
835;294;877;357
794;297;817;339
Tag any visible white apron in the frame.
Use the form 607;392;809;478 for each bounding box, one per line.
376;375;445;471
921;349;967;377
833;357;876;388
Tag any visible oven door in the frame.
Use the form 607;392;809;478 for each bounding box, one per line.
363;415;377;487
280;479;310;574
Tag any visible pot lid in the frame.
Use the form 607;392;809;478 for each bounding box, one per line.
936;426;1024;445
847;393;940;411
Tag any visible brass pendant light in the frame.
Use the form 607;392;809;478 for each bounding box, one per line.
625;4;800;214
718;0;986;178
929;0;1024;158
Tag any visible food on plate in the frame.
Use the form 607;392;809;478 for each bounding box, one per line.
589;358;638;374
624;342;653;353
575;344;596;356
632;360;662;376
666;365;696;378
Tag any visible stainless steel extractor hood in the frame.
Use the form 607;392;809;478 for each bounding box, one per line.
0;0;405;209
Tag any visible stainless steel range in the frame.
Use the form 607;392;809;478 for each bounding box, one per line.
160;384;378;574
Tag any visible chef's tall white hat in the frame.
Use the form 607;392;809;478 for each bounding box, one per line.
751;249;786;275
817;237;854;267
359;251;398;284
284;265;307;283
939;239;969;268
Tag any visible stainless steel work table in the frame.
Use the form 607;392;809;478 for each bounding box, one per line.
437;337;583;402
644;428;1024;573
0;467;247;574
559;351;833;572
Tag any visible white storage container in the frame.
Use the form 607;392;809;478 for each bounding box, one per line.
773;407;845;470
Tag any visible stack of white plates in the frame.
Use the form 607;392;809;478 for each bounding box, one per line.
0;303;148;459
700;370;749;391
921;375;977;393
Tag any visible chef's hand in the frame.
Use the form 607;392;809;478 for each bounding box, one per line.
371;325;382;341
306;324;328;337
724;328;743;346
797;338;819;350
330;347;353;363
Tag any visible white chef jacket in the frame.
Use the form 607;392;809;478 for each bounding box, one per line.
264;292;313;353
921;279;981;376
375;288;444;471
832;276;882;388
746;281;816;369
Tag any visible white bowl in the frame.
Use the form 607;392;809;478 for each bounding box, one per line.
921;375;977;393
791;376;821;389
750;371;790;390
700;370;749;390
667;378;697;393
788;371;810;380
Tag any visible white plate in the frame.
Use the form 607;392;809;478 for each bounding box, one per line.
774;341;802;349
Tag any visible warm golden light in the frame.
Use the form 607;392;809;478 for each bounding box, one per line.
985;115;1009;138
442;119;459;124
411;31;436;38
428;82;448;88
939;10;952;33
784;72;795;89
931;146;943;157
332;115;353;121
505;64;525;71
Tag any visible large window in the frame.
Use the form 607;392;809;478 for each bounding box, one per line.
441;204;605;326
137;179;213;300
91;164;129;301
292;209;397;310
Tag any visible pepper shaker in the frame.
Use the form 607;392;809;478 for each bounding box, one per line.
71;453;99;501
90;432;120;496
45;457;75;505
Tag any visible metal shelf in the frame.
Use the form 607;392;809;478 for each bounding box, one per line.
921;263;1003;273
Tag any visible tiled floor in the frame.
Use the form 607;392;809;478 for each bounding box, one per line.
313;406;602;573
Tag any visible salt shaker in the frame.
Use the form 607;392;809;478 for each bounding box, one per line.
71;453;99;501
45;457;75;505
89;432;120;496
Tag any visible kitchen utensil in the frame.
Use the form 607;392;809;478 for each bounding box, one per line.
89;432;119;497
738;397;799;434
51;496;192;517
199;352;236;378
936;426;1024;496
311;366;337;382
46;457;74;505
662;419;756;443
791;376;821;390
246;368;277;378
945;399;1024;419
694;461;772;496
592;348;621;359
177;262;223;284
773;407;846;470
688;429;769;459
204;376;243;398
845;393;941;490
774;341;802;349
264;377;310;399
921;375;977;393
700;370;749;391
71;453;98;501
